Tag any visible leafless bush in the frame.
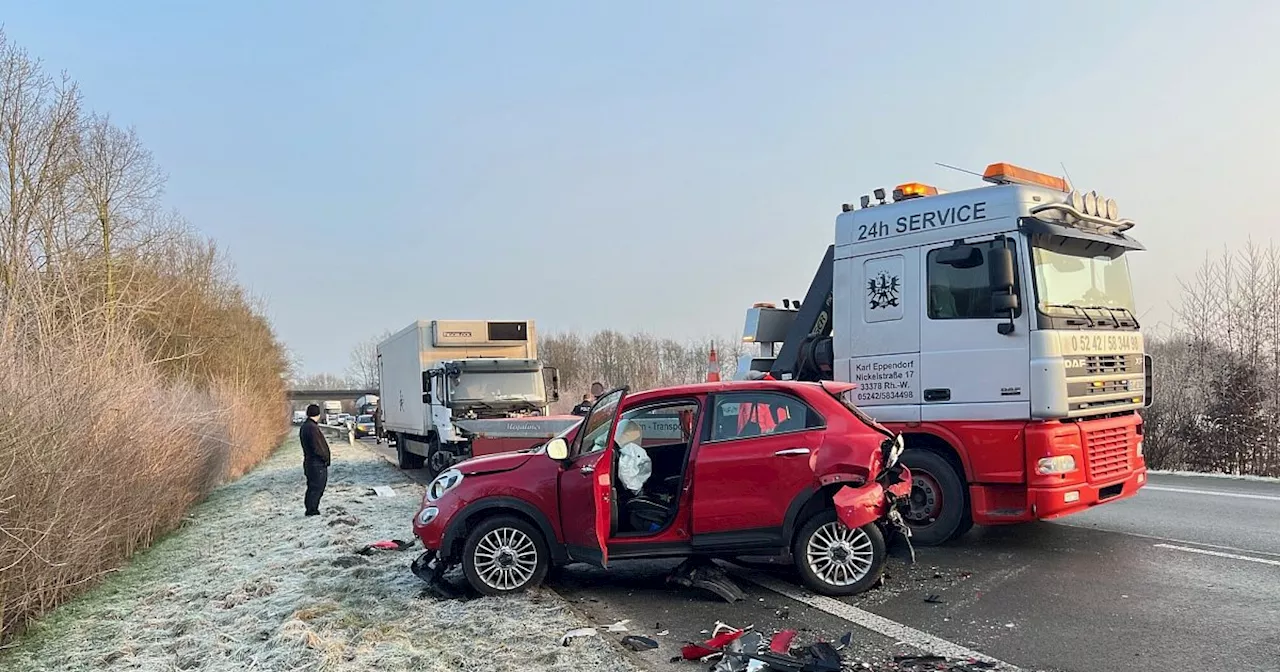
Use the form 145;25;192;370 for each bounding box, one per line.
0;30;286;641
1145;241;1280;477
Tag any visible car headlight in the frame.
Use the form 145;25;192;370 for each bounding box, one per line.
427;468;463;501
417;507;439;526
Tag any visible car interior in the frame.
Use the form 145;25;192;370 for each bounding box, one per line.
609;406;697;537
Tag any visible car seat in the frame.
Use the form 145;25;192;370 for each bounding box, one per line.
613;419;675;533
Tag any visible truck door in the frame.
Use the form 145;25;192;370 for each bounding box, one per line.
558;388;626;567
919;237;1031;420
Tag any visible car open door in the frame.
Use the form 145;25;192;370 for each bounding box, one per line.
558;388;626;567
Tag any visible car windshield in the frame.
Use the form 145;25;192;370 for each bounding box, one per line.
1032;243;1137;313
450;370;544;403
356;415;372;423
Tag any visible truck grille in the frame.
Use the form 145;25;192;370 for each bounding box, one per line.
1085;425;1131;482
1083;354;1139;376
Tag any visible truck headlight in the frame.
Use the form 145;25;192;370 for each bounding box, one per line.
427;469;463;501
1035;455;1077;475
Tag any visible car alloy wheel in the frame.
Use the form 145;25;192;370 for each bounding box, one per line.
805;521;876;587
792;510;886;596
471;526;540;591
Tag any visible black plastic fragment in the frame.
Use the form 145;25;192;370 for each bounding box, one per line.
620;635;659;652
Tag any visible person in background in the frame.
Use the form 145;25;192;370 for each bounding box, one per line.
299;403;331;516
571;394;592;416
373;406;384;444
590;381;605;400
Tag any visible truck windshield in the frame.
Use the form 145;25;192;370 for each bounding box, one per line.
450;370;544;403
1032;244;1137;313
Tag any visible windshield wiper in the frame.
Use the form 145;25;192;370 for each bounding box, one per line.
1078;305;1138;328
1042;303;1096;327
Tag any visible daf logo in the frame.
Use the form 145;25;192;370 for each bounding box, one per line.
1063;358;1086;370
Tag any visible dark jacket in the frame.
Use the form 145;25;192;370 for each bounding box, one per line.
570;401;592;416
300;419;331;466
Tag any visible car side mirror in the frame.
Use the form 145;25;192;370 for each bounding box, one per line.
546;437;569;461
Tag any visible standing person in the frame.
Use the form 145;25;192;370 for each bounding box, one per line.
299;404;331;516
373;406;384;444
590;381;605;401
570;394;592;416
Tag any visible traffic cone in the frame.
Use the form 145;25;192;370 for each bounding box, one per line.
706;342;720;382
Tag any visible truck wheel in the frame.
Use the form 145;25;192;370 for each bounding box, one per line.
792;510;885;596
426;448;452;479
395;437;425;470
900;449;968;545
461;515;549;596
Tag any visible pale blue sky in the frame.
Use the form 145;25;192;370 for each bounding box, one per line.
5;1;1279;374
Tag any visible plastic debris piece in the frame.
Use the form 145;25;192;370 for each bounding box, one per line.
775;605;791;619
769;629;798;653
358;539;415;555
925;593;944;603
620;635;658;651
656;630;669;636
681;626;744;660
560;628;598;647
837;632;853;650
371;485;396;497
668;558;745;602
604;619;631;632
805;642;842;672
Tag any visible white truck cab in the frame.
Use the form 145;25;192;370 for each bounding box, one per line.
738;163;1149;544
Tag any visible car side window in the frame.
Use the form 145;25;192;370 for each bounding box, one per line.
616;401;699;447
707;392;823;442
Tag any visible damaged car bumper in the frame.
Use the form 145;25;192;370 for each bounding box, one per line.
832;466;913;530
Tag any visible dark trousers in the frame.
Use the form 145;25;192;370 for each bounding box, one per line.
303;460;329;514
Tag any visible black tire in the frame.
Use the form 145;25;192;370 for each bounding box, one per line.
792;510;886;597
900;449;968;545
461;515;550;596
395;436;425;470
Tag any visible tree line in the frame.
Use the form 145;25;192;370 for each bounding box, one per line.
1143;241;1280;477
0;31;288;641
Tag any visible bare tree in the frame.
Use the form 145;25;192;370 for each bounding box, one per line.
346;330;390;388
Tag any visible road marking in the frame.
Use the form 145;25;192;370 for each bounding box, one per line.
1154;543;1280;567
1054;523;1280;559
732;569;1021;671
1142;485;1280;502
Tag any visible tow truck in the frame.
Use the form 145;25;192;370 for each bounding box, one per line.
736;162;1151;544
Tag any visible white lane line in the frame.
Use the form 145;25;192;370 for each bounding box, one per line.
1054;523;1280;559
731;569;1021;671
1154;543;1280;567
1142;485;1280;502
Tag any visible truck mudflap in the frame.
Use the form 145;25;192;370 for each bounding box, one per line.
832;465;915;560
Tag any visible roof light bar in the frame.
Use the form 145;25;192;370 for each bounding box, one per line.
983;162;1070;192
892;182;939;201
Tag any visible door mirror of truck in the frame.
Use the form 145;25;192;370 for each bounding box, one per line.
421;370;432;394
545;437;569;461
935;244;984;269
988;246;1016;291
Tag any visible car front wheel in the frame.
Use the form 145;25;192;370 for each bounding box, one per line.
461;515;550;596
792;510;886;596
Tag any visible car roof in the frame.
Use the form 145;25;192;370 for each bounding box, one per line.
620;379;852;406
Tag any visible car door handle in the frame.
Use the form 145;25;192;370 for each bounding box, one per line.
580;466;595;475
774;448;811;457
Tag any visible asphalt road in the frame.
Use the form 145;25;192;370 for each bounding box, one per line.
363;439;1280;672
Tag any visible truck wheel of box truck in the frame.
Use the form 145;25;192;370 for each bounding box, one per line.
899;449;972;545
395;435;426;470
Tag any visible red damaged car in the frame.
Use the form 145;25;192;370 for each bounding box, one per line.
410;379;912;597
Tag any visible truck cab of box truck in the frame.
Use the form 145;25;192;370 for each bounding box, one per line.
736;162;1150;545
379;320;563;476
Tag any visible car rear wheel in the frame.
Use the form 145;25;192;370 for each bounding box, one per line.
792;510;885;596
461;515;549;596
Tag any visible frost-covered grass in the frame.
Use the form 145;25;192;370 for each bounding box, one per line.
1;437;641;672
1149;469;1280;483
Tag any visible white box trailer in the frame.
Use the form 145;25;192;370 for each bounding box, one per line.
378;320;563;475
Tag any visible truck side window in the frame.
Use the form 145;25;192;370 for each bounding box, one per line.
926;240;1022;320
707;393;824;442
